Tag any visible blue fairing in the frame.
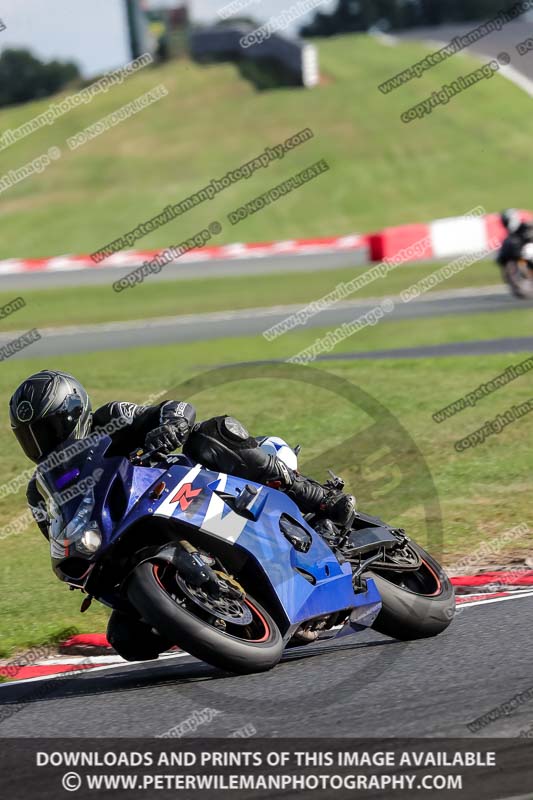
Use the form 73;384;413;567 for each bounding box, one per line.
46;436;381;634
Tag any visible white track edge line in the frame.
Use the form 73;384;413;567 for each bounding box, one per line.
0;285;508;343
4;593;533;688
0;651;191;688
457;590;533;608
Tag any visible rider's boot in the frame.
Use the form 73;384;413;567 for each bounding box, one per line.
183;416;356;528
107;610;173;662
260;457;356;529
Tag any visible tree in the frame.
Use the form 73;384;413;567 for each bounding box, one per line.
0;49;79;108
301;0;515;37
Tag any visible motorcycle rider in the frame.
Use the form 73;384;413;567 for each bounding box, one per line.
9;370;356;661
496;208;533;268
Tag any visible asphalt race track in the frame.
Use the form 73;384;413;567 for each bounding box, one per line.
397;20;533;82
0;251;368;291
1;277;530;740
3;285;531;359
0;595;532;737
2;241;531;740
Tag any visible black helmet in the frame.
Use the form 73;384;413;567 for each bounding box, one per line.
500;208;521;234
9;370;92;463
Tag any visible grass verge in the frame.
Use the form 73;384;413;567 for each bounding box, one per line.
0;36;531;259
0;259;504;332
0;309;531;654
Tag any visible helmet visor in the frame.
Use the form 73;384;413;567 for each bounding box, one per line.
14;395;84;462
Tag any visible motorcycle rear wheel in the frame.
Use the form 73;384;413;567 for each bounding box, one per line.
366;542;455;640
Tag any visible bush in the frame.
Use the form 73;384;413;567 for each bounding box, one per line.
0;49;80;108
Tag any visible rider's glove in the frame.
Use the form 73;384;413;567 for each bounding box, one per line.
145;420;189;454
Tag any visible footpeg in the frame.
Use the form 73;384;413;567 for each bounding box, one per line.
290;628;319;644
313;518;341;543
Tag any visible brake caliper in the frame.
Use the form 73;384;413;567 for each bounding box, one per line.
214;570;246;599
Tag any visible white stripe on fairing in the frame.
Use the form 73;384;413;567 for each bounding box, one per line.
153;466;248;542
200;473;248;544
152;463;203;519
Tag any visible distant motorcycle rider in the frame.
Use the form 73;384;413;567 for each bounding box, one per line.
496;208;533;267
9;370;356;542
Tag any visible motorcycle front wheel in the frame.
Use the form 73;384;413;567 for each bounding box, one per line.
503;260;533;299
127;561;284;674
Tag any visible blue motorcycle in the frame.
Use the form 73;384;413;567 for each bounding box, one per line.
40;434;454;674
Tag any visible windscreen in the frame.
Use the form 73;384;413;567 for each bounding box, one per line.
35;434;112;541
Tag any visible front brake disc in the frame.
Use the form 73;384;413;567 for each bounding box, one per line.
174;574;253;625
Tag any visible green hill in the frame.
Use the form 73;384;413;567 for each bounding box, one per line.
0;34;530;259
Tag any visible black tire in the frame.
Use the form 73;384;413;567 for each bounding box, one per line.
366;542;455;641
106;609;173;662
127;561;284;674
503;261;533;298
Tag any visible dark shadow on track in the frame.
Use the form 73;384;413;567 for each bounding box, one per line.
0;637;398;709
